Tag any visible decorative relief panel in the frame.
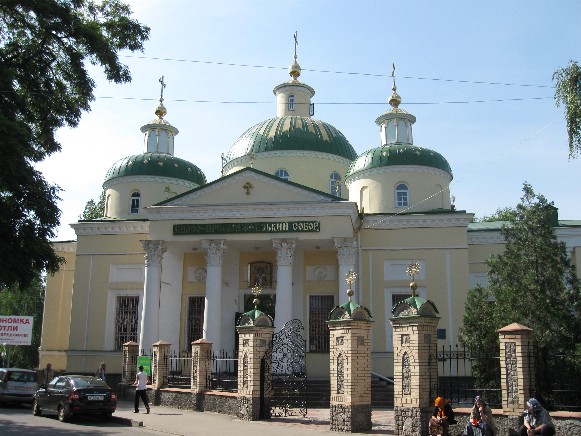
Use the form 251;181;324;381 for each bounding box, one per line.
505;341;518;403
402;352;411;395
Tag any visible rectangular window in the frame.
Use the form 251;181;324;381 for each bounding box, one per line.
187;296;205;347
308;295;335;352
115;296;139;350
396;191;408;207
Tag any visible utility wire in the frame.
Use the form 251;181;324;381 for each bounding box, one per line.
123;55;555;89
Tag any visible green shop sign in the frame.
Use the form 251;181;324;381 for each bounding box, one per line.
137;356;152;376
173;220;320;235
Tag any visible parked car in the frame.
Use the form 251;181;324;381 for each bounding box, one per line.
0;368;39;404
33;375;117;422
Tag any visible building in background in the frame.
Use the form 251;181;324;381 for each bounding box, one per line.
40;52;581;379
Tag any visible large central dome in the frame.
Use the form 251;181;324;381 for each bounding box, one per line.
224;116;357;163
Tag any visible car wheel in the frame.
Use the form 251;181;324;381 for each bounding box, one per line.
57;405;70;422
32;400;41;416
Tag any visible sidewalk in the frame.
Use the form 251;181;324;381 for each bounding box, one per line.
113;400;395;435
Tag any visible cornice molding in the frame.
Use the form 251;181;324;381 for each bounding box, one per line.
147;202;360;225
467;231;505;245
223;150;352;174
50;241;77;253
103;175;198;190
345;165;452;187
71;221;150;236
363;213;473;229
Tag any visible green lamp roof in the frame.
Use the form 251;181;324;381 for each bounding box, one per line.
104;152;206;186
224;116;357;163
346;144;452;179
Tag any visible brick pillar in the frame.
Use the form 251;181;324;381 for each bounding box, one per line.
123;341;139;383
191;339;212;393
152;340;171;389
390;299;440;436
498;323;534;416
327;319;373;432
236;321;274;420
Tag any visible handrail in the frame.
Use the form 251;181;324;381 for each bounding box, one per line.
371;371;394;384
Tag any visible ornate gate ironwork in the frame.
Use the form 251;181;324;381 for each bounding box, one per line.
270;319;307;417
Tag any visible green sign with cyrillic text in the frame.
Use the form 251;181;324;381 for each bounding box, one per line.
173;220;320;235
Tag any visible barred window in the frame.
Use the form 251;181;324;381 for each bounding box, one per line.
187;296;205;346
392;293;412;307
115;296;139;350
308;295;335;352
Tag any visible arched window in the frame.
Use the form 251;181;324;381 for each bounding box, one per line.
395;183;409;208
275;169;290;180
288;94;295;111
329;171;342;197
130;191;141;214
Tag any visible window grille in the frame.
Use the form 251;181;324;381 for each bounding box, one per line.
115;296;139;349
309;295;334;352
187;296;205;346
288;94;295;111
395;183;409;207
392;293;412;307
130;192;141;214
329;171;342;197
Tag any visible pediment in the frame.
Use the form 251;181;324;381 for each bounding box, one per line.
156;168;338;207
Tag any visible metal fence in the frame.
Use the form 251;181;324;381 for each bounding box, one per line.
430;344;502;409
209;349;238;392
164;349;192;388
526;345;581;412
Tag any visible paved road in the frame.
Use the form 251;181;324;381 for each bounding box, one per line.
1;401;395;435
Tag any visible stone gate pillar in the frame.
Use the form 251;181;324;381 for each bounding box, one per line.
236;289;274;421
498;323;534;416
390;262;440;436
152;340;171;389
191;339;212;394
327;271;373;433
122;341;139;383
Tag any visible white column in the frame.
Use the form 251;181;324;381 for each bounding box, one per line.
139;240;167;354
334;237;358;305
158;245;183;348
202;239;226;352
272;238;296;331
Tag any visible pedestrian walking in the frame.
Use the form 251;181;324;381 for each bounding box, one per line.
133;365;150;414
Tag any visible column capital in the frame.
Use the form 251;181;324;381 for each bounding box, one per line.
141;240;167;266
201;239;227;267
272;238;296;266
334;237;357;265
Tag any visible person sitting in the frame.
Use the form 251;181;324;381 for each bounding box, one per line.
463;395;497;436
429;396;455;436
519;398;555;436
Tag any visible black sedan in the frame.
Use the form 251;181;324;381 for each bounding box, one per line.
32;375;117;422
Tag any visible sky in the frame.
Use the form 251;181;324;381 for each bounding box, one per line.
36;0;581;241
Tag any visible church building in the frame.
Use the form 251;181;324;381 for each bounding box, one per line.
41;50;581;379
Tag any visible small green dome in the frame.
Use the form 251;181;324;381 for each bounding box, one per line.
346;144;452;179
104;152;206;185
225;116;357;163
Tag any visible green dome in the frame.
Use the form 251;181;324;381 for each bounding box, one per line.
225;116;357;162
346;144;452;179
104;152;206;185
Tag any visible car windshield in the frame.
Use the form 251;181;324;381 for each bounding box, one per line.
71;377;108;388
7;371;37;382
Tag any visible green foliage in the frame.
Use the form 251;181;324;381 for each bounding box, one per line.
80;191;106;220
475;206;517;223
461;183;581;386
0;275;45;369
553;60;581;158
0;1;149;288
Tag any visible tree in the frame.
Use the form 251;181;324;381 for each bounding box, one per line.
460;183;581;405
0;275;45;369
553;60;581;158
0;1;150;289
80;191;106;220
474;206;517;223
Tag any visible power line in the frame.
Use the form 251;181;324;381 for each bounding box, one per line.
123;55;555;89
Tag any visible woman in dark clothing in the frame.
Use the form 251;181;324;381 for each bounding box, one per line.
430;396;455;436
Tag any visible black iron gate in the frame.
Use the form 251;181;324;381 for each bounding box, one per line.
269;319;307;417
